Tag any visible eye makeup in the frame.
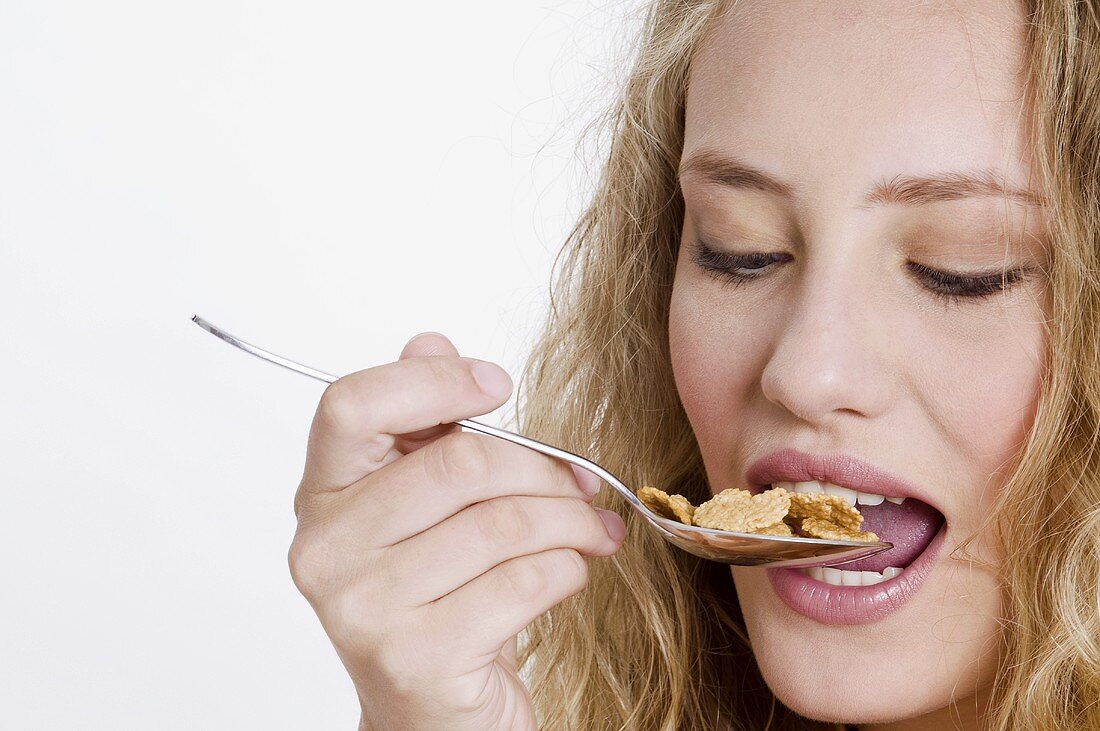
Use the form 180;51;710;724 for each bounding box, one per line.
689;238;792;286
904;261;1027;303
688;238;1030;303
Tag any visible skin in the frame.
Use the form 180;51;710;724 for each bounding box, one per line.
294;2;1052;728
669;1;1049;729
290;333;625;730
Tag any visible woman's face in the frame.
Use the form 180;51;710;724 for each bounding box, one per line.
669;1;1049;727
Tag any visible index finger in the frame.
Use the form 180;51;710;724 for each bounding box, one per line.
299;354;513;496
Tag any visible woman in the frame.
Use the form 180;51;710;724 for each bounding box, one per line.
288;0;1100;728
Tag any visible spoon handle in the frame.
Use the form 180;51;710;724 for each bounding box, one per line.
445;418;642;509
190;315;645;511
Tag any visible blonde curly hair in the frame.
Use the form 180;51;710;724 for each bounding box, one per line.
509;0;1100;728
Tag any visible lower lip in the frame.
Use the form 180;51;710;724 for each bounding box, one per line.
766;523;947;625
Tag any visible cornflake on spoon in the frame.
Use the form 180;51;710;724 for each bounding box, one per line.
694;487;792;535
635;485;878;541
785;492;879;542
637;486;696;525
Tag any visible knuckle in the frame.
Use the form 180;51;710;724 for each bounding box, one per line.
287;531;330;600
554;548;590;595
472;497;531;548
563;497;601;535
528;452;585;500
541;453;575;490
288;524;363;600
423;355;472;395
426;431;495;487
315;378;358;435
502;554;553;602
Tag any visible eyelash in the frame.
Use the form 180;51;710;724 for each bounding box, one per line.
904;261;1024;303
689;239;1026;303
690;241;790;287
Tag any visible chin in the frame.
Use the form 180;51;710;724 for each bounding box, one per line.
731;561;1001;726
752;651;939;725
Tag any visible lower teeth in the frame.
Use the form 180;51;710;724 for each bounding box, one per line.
802;566;904;586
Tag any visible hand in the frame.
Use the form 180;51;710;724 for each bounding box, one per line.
288;332;626;730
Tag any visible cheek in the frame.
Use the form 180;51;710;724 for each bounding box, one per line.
669;275;745;452
669;267;770;441
913;311;1046;500
668;289;710;408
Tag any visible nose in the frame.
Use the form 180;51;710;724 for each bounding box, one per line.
759;268;894;425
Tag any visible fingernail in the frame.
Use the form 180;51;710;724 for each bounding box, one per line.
570;464;601;496
596;508;627;542
470;360;512;399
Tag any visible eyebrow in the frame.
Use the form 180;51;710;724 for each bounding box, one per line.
678;150;1047;208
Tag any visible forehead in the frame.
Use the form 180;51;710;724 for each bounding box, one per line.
683;0;1034;208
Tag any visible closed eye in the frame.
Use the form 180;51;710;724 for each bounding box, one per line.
690;237;1031;304
690;239;792;285
906;261;1027;303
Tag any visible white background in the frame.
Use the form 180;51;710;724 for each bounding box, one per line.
0;1;643;727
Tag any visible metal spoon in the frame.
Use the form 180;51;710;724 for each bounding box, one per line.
191;315;892;568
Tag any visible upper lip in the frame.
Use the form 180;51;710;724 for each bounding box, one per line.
745;448;943;514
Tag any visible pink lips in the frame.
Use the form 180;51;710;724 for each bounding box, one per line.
767;523;946;625
747;448;946;624
745;449;939;510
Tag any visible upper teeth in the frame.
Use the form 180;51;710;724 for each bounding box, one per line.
772;480;905;506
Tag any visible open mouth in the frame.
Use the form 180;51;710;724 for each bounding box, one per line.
748;449;950;616
769;481;946;586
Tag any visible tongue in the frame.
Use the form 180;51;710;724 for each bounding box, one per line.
836;499;944;573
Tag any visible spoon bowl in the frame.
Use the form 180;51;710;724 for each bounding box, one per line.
192;315;892;568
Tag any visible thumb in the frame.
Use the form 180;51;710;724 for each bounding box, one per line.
393;331;464;452
399;331;460;359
